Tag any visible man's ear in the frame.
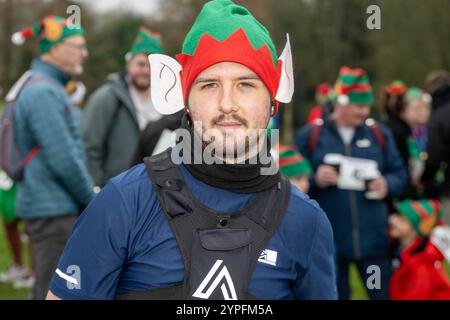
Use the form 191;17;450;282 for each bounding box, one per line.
275;34;294;104
148;54;185;115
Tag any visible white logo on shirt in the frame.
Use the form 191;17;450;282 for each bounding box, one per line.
192;260;237;300
258;249;278;266
56;265;81;290
356;139;371;148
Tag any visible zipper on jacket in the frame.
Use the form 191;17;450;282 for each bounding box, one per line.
345;143;362;260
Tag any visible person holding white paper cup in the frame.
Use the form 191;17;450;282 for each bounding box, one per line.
296;66;408;300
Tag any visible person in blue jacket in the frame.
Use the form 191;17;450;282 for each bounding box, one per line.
46;0;337;300
12;16;95;300
295;66;407;300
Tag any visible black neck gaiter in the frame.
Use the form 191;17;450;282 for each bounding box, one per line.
177;114;281;194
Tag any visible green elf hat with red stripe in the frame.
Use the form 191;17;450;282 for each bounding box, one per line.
148;0;294;116
125;26;163;60
278;145;312;178
333;66;373;106
395;199;445;237
11;15;85;55
386;80;407;95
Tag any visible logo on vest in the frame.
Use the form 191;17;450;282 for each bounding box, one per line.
192;259;238;300
258;249;278;266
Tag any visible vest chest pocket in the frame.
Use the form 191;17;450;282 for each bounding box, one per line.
189;228;250;300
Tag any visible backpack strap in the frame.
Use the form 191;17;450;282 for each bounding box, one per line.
366;118;386;151
308;118;324;154
9;75;55;165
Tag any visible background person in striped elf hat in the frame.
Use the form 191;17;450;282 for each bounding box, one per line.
389;199;450;299
295;65;408;300
81;26;169;188
404;87;432;153
278;145;312;193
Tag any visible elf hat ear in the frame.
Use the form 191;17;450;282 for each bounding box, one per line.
275;34;294;104
149;54;185;115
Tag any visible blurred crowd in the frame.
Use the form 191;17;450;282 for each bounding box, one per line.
0;11;449;300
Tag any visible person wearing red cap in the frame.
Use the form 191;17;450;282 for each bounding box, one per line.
46;0;336;300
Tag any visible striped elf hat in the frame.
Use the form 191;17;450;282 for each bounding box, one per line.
11;15;85;55
386;80;407;95
333;66;373;106
278;145;312;178
395;199;444;237
126;26;163;60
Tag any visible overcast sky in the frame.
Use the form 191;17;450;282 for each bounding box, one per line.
76;0;159;16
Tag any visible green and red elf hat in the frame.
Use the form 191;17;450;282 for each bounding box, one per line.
125;26;163;60
148;0;294;116
405;87;432;105
386;80;407;95
11;15;85;55
333;66;373;106
395;199;445;237
278;145;312;179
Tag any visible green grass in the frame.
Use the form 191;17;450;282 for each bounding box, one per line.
349;264;369;300
0;221;30;300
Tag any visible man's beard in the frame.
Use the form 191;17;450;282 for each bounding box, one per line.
195;114;266;163
130;76;150;91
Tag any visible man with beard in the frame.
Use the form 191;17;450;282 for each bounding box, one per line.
46;0;336;300
81;26;165;187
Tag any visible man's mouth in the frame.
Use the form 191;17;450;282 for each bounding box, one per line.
215;122;244;130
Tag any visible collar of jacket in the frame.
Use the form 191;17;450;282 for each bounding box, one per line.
326;117;373;143
31;59;71;85
106;73;139;126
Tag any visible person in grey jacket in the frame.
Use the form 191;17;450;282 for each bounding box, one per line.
12;16;94;299
81;27;165;187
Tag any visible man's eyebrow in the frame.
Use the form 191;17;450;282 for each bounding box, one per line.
194;75;261;84
194;77;218;84
236;75;261;81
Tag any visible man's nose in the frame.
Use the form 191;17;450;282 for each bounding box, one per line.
219;85;239;114
81;47;89;59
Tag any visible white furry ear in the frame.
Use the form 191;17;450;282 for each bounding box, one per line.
275;34;294;104
149;54;185;115
337;95;349;106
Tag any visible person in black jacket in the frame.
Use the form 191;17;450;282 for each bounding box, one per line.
381;81;421;201
130;111;183;166
422;71;450;224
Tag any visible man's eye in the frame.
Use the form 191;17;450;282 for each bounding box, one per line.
201;83;217;89
239;82;254;88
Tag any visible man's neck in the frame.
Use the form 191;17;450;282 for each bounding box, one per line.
132;87;150;99
41;55;68;75
127;78;150;99
333;115;353;129
400;234;417;250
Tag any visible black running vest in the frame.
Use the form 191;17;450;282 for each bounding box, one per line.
116;149;291;300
